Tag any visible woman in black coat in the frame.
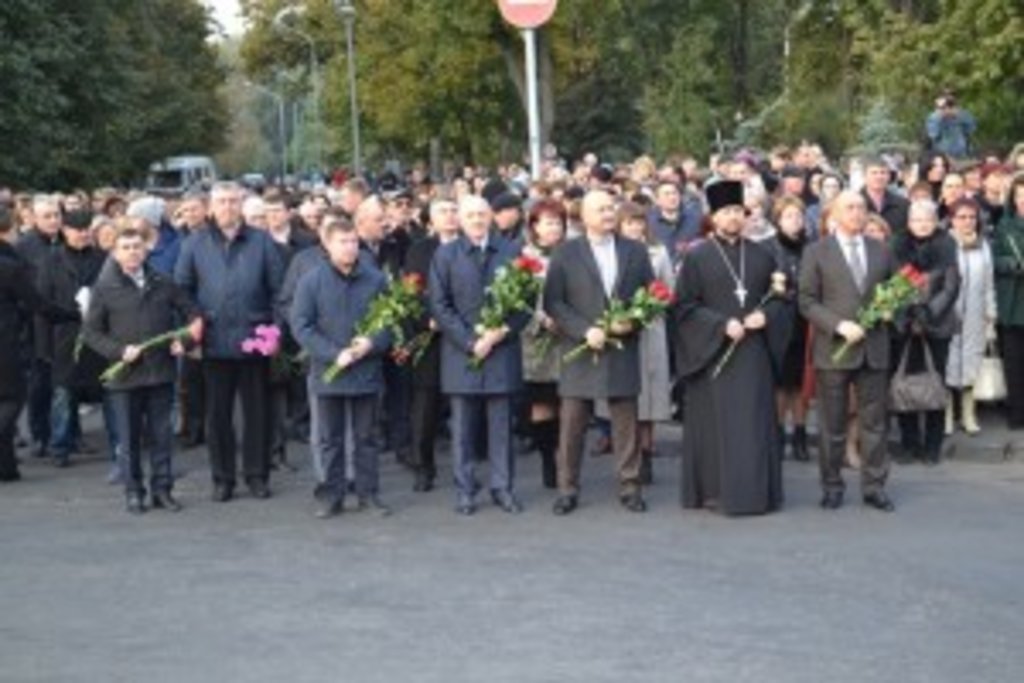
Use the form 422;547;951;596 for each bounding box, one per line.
892;199;961;465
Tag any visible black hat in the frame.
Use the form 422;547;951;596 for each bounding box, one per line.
706;181;744;214
481;178;508;205
490;191;522;213
63;209;93;230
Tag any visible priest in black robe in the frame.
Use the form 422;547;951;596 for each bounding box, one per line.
674;181;792;516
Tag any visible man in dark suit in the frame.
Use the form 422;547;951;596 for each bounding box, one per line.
429;195;530;515
861;156;909;234
544;190;654;515
799;190;897;512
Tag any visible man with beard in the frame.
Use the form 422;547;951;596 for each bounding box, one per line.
674;181;790;516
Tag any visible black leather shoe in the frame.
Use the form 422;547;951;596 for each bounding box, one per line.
491;489;524;514
211;484;234;503
820;491;844;510
357;495;393;517
552;495;578;516
315;499;343;519
863;491;895;512
247;481;271;499
0;470;21;482
619;492;648;513
151;491;182;512
125;493;146;515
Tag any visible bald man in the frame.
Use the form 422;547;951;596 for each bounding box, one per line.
544;190;654;515
799;190;897;512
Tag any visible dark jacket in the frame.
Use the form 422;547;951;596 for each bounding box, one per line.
0;241;79;399
648;198;703;263
891;230;961;339
38;245;107;388
83;260;199;391
15;229;61;359
290;260;390;397
543;235;655;399
146;221;182;276
862;188;910;234
403;235;442;388
361;228;410;279
429;233;530;396
799;234;895;371
174;223;285;360
993;202;1024;327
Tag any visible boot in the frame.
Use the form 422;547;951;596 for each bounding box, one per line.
944;400;955;436
536;421;558;489
962;388;980;435
792;425;810;462
639;449;653;486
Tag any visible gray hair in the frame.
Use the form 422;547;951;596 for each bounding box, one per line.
909;199;939;221
32;194;60;214
210;181;243;198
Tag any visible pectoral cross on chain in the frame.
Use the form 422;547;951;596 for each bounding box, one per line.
735;284;748;307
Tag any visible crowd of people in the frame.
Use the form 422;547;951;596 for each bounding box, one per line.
1;135;1023;519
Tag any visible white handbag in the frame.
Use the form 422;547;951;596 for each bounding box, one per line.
974;341;1007;403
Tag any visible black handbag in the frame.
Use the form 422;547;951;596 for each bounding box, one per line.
889;338;949;413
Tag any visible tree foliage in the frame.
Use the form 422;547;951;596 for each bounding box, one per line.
0;0;228;189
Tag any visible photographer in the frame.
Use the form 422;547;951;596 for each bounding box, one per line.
925;91;976;160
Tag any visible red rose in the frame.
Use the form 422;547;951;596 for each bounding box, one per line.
648;280;673;303
402;272;425;293
515;255;544;274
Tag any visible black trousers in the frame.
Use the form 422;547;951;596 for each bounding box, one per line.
999;326;1024;428
203;358;271;487
317;394;378;501
27;359;51;446
410;385;443;477
108;384;174;495
816;367;890;495
0;395;24;477
893;335;950;458
180;356;205;441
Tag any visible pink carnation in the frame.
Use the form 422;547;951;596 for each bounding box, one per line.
241;339;257;354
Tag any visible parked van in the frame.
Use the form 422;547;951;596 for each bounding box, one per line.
146;156;218;196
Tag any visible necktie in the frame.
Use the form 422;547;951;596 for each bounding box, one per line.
848;239;866;292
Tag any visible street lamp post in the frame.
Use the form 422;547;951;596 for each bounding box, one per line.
246;81;287;181
335;0;362;177
273;7;323;175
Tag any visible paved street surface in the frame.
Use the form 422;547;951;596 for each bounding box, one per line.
2;412;1023;683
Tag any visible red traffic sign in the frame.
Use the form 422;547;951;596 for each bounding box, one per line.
497;0;558;29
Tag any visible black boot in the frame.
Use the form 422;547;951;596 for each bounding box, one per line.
536;421;558;490
793;425;810;462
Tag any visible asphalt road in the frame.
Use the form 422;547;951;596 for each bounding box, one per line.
2;417;1023;683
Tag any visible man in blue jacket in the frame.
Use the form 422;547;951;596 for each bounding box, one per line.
429;195;531;515
175;182;285;502
290;220;391;519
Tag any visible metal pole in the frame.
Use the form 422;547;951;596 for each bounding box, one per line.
308;44;323;174
523;28;542;181
344;15;362;177
278;97;288;180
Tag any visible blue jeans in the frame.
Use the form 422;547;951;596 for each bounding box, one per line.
108;384;175;495
49;386;81;461
27;359;52;446
102;393;121;463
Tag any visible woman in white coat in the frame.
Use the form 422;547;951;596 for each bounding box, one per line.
946;198;997;434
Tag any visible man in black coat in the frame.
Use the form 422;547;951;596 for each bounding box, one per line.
0;207;79;481
401;197;460;492
16;195;64;457
83;226;202;513
544;190;654;515
37;210;107;467
799;190;897;512
861;156;910;234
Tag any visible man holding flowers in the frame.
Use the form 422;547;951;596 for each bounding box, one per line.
543;190;654;515
799;190;897;512
429;195;531;515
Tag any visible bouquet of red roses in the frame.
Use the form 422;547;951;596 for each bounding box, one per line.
832;264;927;363
324;273;426;382
563;280;675;364
468;255;544;369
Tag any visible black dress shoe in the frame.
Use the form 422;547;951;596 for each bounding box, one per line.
53;457;70;469
0;470;22;482
491;490;524;514
552;495;578;516
863;491;895;512
412;470;435;493
820;491;844;510
151;491;182;512
247;481;271;499
455;498;476;516
125;493;146;515
315;499;343;519
211;484;234;503
619;492;648;513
